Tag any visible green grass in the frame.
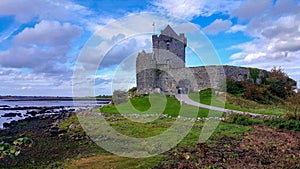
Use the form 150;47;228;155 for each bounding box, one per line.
212;122;252;138
189;88;287;116
61;113;251;168
62;93;294;168
100;94;224;118
225;113;300;131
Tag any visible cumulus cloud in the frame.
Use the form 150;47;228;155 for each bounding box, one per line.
231;0;272;20
152;0;243;19
152;0;205;20
272;0;300;17
0;67;73;96
14;20;82;46
227;24;246;33
230;14;300;63
0;0;91;23
202;19;232;35
0;20;83;74
78;34;151;72
228;1;300;86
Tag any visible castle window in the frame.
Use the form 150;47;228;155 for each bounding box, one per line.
166;41;170;50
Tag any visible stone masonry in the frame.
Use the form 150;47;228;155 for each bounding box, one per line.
136;25;270;94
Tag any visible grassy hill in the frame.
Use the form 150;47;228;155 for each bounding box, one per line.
188;88;288;116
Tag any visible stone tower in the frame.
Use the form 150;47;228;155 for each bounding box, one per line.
152;25;187;69
136;51;157;94
136;25;187;94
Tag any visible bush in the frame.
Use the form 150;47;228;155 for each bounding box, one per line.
226;78;245;96
267;66;296;99
286;92;300;120
263;118;300;131
243;84;269;104
0;137;33;159
226;114;261;126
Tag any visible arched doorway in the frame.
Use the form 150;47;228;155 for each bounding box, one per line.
177;79;191;94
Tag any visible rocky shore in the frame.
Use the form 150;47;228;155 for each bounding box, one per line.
0;105;85;128
0;107;105;168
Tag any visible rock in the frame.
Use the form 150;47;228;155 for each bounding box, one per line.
49;125;60;136
58;133;65;138
49;129;59;136
68;124;78;130
27;111;38;116
0;105;10;108
58;129;67;134
50;126;59;130
1;112;22;117
3;122;10;128
10;120;17;126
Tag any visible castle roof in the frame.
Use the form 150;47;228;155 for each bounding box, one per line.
161;25;179;37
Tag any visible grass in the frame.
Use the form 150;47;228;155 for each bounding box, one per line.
60;93;298;168
62;113;250;168
225;113;300;131
189;88;287;116
64;154;166;169
211;122;252;139
100;94;224;118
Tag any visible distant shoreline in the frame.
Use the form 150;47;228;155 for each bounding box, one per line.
0;96;111;102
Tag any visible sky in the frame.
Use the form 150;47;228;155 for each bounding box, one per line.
0;0;300;96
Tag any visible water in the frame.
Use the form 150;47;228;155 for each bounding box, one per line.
0;98;109;128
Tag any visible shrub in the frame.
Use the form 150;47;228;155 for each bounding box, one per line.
226;114;261;126
243;84;269;104
263;118;300;131
0;137;33;159
226;78;245;96
267;66;296;99
286;92;300;120
249;68;260;84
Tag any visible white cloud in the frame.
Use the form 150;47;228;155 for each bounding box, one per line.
272;0;300;17
0;67;73;96
227;24;246;33
202;19;232;35
0;0;91;23
14;20;82;46
0;20;83;74
151;0;244;20
227;0;300;87
202;0;242;16
231;0;273;20
152;0;205;20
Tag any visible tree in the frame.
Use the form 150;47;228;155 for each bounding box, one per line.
268;66;296;99
243;83;268;104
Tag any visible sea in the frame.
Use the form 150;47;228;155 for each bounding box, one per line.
0;97;109;128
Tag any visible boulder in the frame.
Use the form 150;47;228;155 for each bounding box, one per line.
27;111;38;116
1;112;22;117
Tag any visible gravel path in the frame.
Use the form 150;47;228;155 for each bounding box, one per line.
175;94;276;118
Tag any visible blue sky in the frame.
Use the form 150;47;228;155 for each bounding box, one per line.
0;0;300;96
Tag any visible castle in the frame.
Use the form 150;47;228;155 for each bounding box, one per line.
136;25;270;95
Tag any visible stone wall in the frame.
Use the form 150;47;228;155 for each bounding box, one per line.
137;64;271;95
